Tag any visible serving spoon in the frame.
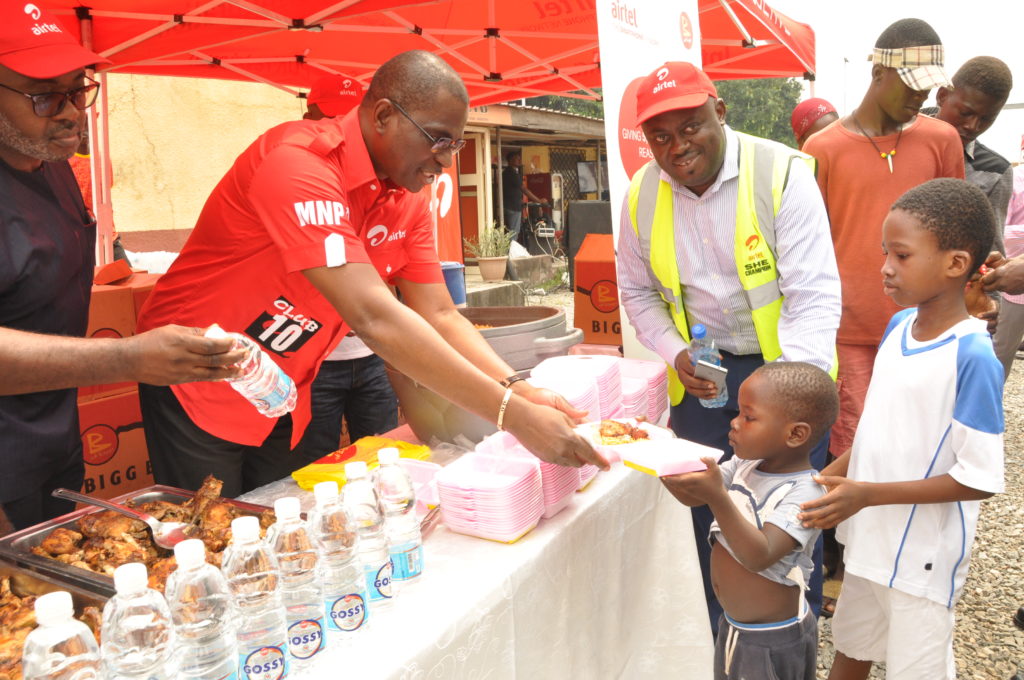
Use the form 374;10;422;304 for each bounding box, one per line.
52;488;190;550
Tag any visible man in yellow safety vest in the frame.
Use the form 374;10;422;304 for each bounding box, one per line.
616;61;842;633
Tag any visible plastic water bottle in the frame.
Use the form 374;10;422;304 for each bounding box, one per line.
99;563;177;679
268;497;326;669
374;448;423;583
310;481;370;640
343;462;394;605
165;539;239;680
205;325;297;418
221;516;290;680
22;591;101;680
690;324;728;408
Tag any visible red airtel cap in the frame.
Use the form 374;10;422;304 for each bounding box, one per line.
307;74;362;118
635;61;717;126
791;98;837;140
0;3;109;79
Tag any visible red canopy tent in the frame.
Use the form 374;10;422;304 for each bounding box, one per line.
44;0;816;261
699;0;815;80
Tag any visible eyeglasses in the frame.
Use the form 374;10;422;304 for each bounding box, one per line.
0;76;100;118
390;99;466;155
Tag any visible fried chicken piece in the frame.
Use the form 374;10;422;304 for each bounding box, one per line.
199;502;235;532
147;557;178;593
258;509;276;532
133;500;189;523
597;419;649;445
79;606;102;645
82;534;153;575
183;475;224;521
38;527;83;556
78;510;147;540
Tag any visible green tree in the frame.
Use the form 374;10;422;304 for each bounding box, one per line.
713;78;803;148
523;91;604;118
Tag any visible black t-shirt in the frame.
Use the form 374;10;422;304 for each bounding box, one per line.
0;158;95;502
502;164;524;211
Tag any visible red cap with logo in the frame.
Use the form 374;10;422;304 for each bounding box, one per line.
307;74;363;118
634;61;717;126
0;3;109;79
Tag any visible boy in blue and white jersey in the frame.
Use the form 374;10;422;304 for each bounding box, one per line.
799;178;1005;680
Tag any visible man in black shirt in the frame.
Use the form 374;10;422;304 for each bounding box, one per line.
0;4;243;529
501;150;546;240
935;56;1019;375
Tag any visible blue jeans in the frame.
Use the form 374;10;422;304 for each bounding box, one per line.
668;352;827;635
297;354;398;465
504;208;523;238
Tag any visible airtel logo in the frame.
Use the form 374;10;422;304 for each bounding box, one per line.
342;79;352;89
745;234;761;251
656;67;670;81
367;225;388;246
24;4;41;20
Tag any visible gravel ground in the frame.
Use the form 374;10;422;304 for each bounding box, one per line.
532;283;1024;678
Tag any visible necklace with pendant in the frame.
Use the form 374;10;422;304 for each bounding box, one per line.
852;116;903;174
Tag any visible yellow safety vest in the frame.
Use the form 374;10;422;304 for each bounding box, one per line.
627;130;837;405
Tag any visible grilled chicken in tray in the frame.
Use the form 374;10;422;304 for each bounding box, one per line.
28;475;274;592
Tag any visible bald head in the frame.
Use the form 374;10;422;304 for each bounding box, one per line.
363;50;468;114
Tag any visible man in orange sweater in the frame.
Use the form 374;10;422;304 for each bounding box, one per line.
803;17;963;466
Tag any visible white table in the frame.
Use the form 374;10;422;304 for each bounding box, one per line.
240;464;714;679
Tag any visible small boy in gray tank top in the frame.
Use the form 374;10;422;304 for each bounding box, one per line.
661;362;839;679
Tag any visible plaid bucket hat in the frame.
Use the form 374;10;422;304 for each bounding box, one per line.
870;45;950;91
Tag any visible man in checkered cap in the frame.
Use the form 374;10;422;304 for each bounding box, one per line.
801;21;964;591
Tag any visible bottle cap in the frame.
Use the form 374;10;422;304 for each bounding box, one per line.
204;324;227;339
345;461;368;480
691;324;707;339
231;515;261;542
274;496;301;519
313;481;339;507
377;448;400;465
174;538;206;569
35;591;74;626
113;562;149;595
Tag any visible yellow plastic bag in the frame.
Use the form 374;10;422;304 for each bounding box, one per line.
291;436;431;491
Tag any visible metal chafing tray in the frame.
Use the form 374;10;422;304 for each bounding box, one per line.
0;559;107;609
0;484;270;598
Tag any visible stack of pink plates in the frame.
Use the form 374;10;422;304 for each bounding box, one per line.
532;355;622;418
620;358;669;422
436;452;544;543
620;377;648;418
577;463;599;491
477;431;581;519
528;372;600;415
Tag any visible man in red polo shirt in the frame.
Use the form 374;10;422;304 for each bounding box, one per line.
137;50;605;496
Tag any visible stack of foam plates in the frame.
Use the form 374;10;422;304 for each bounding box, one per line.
477;431;581;520
532;355;622;419
528;372;600;416
620;358;669;422
436;452;544;543
577;463;599;491
620;377;648;419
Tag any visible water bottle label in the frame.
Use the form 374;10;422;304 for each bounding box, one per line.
364;559;393;601
391;542;423;580
239;645;289;680
254;375;293;414
326;592;368;632
287;616;325;660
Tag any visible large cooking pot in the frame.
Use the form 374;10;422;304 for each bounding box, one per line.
387;306;582;445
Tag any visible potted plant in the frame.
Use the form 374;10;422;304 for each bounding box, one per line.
464;226;515;282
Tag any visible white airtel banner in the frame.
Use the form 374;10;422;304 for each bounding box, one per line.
595;1;702;363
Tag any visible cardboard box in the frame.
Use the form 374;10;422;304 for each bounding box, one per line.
80;272;162;402
78;389;154;499
574;234;622;345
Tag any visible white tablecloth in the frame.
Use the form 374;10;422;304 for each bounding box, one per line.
240;465;713;679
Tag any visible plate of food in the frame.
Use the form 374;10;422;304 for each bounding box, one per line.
575;418;675;462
